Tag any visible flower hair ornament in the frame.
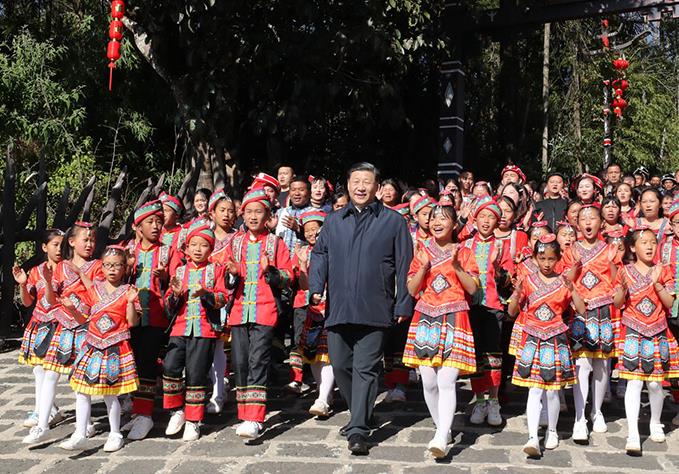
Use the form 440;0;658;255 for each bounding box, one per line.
536;233;557;253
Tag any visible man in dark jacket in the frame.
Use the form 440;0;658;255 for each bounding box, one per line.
309;162;413;455
534;171;568;230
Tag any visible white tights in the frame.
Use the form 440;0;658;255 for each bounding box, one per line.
527;388;559;439
210;339;227;404
33;365;45;413
624;379;664;439
37;370;60;430
420;366;459;444
574;358;610;423
310;362;335;404
75;393;121;438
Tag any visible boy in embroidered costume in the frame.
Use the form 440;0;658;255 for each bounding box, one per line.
403;205;478;459
23;222;102;444
60;246;141;452
508;234;586;456
224;187;293;441
292;210;335;418
206;189;237;414
159;191;184;253
613;226;679;454
125;200;179;441
164;222;228;441
463;196;509;427
562;204;621;442
14;230;64;431
660;197;679;425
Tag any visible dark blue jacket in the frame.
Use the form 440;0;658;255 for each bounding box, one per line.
309;200;414;328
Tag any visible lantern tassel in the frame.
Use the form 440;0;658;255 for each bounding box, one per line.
108;62;115;91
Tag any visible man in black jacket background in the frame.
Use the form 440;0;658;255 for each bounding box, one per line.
309;162;413;455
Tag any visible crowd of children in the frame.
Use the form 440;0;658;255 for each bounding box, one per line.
12;162;679;460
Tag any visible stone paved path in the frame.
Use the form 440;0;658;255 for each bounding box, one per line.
0;343;677;473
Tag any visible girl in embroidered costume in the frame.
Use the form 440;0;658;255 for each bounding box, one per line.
293;210;335;418
14;230;64;431
224;187;293;442
660;197;679;426
508;235;586;456
614;227;679;454
403;205;479;458
565;201;583;240
562;204;621;442
22;222;102;444
206;189;237;415
635;188;670;242
59;246;140;452
164;222;228;442
159;191;184;254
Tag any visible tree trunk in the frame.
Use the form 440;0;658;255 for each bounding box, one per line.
572;44;584;174
541;23;550;174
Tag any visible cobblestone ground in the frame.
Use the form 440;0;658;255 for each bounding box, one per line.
0;343;678;473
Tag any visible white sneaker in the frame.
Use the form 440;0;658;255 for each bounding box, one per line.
103;432;124;452
544;430;559;450
470;401;488;425
309;399;331;417
22;426;49;444
427;437;447;459
48;406;64;428
591;413;607;433
625;434;641;454
23;411;39;428
572;420;588;442
384;387;407;403
127;415;154;440
649;423;666;443
236;421;262;440
165;410;186;436
86;422;96;438
182;421;200;441
616;379;627;399
487;400;502;426
522;437;541;457
206;399;223;415
59;433;88;451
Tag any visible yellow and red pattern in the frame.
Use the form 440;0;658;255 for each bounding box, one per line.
18;262;58;366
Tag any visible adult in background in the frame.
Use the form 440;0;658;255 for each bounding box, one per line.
604;163;622;196
309;162;414;455
535;171;568;231
277;164;295;208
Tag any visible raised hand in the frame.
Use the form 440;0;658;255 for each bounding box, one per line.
651;265;662;285
170;277;183;297
416;249;430;269
42;264;53;283
606;244;619;262
225;258;239;276
562;275;574;291
61;296;76;311
191;286;209;298
126;286;139;303
153;263;168;280
260;254;270;275
12;264;27;285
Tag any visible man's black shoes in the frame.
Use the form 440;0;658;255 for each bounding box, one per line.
348;434;369;455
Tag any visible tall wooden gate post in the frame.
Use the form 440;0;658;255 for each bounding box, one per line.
0;148;17;338
438;54;465;180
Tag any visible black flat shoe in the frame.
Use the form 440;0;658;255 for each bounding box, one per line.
348;434;369;455
339;423;350;437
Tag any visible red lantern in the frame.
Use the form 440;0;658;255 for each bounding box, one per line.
109;20;124;41
111;0;125;19
107;40;121;61
614;88;623;98
613;57;629;71
614;106;623;118
613;97;628;109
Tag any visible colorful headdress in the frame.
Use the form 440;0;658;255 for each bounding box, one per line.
186;221;215;248
411;195;434;215
159;192;183;215
531;220;549;228
536;233;557;253
309;175;334;194
208;189;230;213
670;196;679;219
251;172;280;192
134;200;163;226
662;173;677;185
299;210;327;227
104;244;127;257
633;166;649;178
501;164;526;183
578;173;603;190
393;203;410;219
74;221;93;228
473;196;502;219
556;220;575;233
240;186;272;214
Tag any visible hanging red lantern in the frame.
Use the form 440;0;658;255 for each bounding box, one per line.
612;79;629;90
613;57;629;71
614;88;624;98
109;20;124;41
613;97;628;109
105;1;125;91
111;0;125;19
614;106;623;118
